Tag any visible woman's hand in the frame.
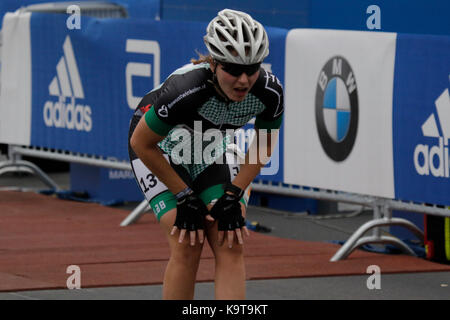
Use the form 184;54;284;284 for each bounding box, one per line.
171;189;210;246
209;184;250;248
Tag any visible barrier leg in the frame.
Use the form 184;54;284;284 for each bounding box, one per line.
330;216;424;262
349;235;416;257
0;163;33;175
120;199;150;226
0;160;61;191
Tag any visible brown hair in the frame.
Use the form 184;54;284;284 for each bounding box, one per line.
191;51;214;65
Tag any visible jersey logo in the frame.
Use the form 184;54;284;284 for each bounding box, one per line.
140;104;152;114
158;105;169;117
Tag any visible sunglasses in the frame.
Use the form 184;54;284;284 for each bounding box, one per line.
218;62;261;77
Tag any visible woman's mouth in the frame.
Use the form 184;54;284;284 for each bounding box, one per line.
233;87;248;96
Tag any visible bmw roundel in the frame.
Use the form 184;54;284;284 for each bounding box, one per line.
315;56;359;162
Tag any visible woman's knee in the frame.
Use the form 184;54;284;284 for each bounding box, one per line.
170;242;203;266
160;208;204;265
214;244;245;267
208;231;245;262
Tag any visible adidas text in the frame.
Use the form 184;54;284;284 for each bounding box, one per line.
414;137;449;178
43;99;92;132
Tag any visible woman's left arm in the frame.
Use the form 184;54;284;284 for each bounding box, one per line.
231;128;279;191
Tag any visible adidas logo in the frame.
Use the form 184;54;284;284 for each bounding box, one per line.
42;36;92;132
414;88;450;177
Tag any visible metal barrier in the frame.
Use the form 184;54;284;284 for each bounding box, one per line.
0;145;131;191
117;149;450;262
250;182;450;261
3;144;450;262
0;3;130;188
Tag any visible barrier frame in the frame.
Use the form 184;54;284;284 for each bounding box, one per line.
0;145;131;190
117;152;450;262
3;143;450;262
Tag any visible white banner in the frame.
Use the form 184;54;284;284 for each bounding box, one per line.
284;29;396;198
0;11;32;146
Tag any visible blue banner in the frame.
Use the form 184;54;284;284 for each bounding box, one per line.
28;13;287;180
393;34;450;206
4;10;449;205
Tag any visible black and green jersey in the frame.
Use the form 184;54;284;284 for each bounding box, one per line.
128;62;284;179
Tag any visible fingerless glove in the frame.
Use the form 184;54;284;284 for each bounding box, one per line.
210;183;246;231
174;188;209;231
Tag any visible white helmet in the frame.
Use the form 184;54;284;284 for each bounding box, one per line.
204;9;269;65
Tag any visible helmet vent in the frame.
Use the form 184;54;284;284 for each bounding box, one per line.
226;45;237;56
242;25;250;42
216;29;228;42
209;43;223;56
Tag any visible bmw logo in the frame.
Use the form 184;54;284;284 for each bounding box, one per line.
315;56;359;162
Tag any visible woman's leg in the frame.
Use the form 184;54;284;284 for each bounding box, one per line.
159;208;204;300
205;203;247;300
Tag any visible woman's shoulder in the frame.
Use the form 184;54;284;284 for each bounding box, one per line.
251;68;284;104
171;62;211;76
155;63;211;99
165;63;212;87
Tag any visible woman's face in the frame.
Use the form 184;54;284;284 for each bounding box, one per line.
213;62;260;102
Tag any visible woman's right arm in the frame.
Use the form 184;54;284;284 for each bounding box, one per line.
130;116;189;195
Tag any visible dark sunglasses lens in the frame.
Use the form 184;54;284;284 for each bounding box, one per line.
244;64;261;76
221;64;243;76
222;63;260;77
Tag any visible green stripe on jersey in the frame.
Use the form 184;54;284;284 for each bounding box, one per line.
145;107;173;136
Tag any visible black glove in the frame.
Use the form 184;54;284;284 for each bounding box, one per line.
174;188;209;231
210;183;246;231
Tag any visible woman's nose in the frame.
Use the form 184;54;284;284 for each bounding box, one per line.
236;72;249;84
